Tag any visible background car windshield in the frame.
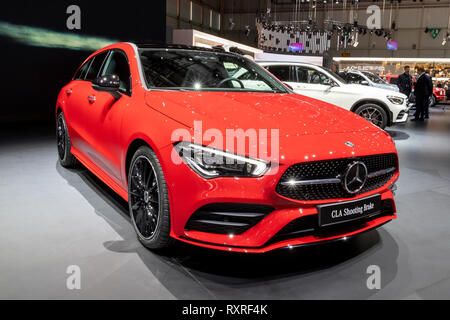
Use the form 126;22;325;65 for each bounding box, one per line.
139;49;289;93
362;71;387;84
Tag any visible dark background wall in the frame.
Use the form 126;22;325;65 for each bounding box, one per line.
0;0;166;126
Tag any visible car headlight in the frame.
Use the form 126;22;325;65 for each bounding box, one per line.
174;142;270;179
387;96;405;105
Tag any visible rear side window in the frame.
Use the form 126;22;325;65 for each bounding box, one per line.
265;65;290;82
85;51;109;82
100;50;132;95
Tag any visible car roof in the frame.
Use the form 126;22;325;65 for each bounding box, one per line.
257;61;321;67
135;43;234;54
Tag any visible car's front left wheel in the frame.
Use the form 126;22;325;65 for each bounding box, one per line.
128;146;173;250
355;103;388;129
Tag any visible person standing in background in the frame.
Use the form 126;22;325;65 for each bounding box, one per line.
398;66;413;98
412;67;432;121
424;70;434;119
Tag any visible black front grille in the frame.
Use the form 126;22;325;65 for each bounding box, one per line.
276;153;398;201
268;199;395;245
185;203;274;235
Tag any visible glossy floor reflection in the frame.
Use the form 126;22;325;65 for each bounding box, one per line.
0;106;449;299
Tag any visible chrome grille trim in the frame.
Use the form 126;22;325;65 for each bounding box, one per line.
367;167;396;179
280;178;341;186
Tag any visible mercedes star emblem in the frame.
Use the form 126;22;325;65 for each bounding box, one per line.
343;161;368;194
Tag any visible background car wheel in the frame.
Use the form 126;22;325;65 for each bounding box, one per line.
56;112;77;168
355;104;388;129
128;146;173;250
429;95;436;107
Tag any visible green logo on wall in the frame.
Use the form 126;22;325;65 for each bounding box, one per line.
429;28;441;39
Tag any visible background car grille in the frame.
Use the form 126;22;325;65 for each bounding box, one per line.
185;203;274;235
276;153;398;201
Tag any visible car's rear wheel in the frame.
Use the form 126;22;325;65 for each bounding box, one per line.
56;112;77;168
355;104;388;129
128;146;173;250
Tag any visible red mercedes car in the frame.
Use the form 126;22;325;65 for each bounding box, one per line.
56;43;399;253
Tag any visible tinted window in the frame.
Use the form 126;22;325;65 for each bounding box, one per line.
85;51;109;82
389;77;398;85
296;66;334;85
74;60;92;80
101;51;131;94
266;65;290;82
294;66;309;83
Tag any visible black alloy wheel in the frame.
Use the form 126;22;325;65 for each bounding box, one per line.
355;104;388;129
128;146;173;249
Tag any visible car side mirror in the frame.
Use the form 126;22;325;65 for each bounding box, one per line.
323;78;336;87
360;80;369;86
93;74;122;99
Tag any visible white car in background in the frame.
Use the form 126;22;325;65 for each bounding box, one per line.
343;70;399;92
259;61;409;129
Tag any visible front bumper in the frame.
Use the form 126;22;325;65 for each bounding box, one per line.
391;102;410;124
161;145;398;253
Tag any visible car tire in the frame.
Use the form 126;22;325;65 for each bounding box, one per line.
56;112;77;168
128;146;174;250
355;104;388;129
429;95;436;107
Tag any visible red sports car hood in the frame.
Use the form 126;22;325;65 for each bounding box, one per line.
145;91;395;162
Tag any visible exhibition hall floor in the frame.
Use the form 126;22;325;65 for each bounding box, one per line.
1;107;450;300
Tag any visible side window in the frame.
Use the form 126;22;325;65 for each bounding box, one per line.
306;68;332;85
294;66;310;83
85;51;109;82
389;77;398;85
100;50;132;95
266;65;290;82
74;59;92;80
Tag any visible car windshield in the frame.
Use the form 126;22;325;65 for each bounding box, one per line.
362;71;387;84
139;49;289;93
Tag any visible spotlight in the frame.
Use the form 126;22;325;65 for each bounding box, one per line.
353;41;359;47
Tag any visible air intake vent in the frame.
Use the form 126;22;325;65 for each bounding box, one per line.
267;199;395;245
185;203;274;235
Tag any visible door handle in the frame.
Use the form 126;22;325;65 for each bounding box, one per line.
87;95;96;103
66;89;72;95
